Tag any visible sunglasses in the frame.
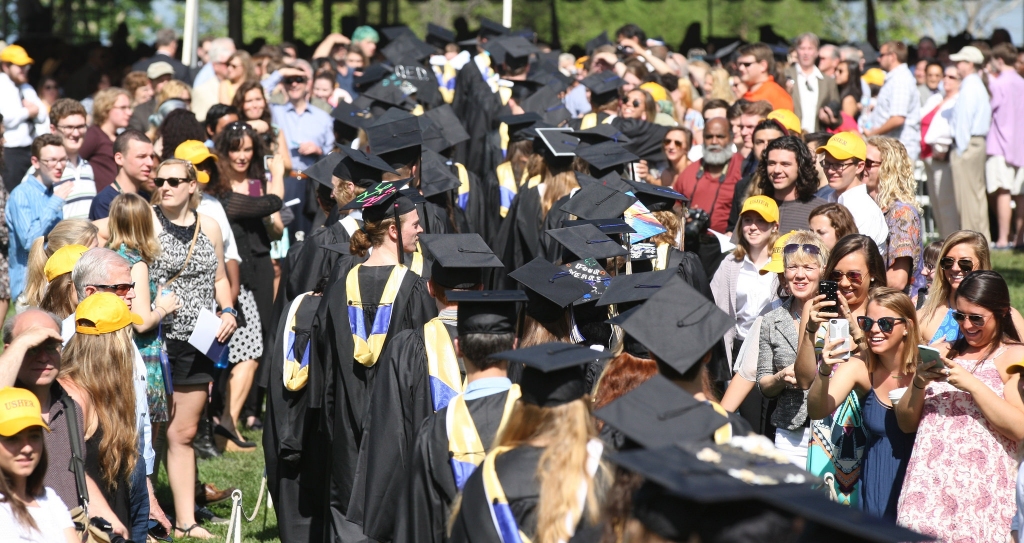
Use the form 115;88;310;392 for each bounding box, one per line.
283;76;308;85
939;257;974;272
154;177;189;188
89;282;135;296
864;158;881;169
784;243;821;256
621;98;641;108
663;138;686;147
830;270;864;283
857;316;905;333
952;311;987;327
737;61;756;68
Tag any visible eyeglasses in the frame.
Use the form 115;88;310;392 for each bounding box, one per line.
56;124;87;134
944;75;961;80
283;76;308;85
830;270;864;283
154;177;189;188
939;257;974;272
737;61;756;68
952;311;987;327
821;160;856;173
663;138;686;147
784;243;821;256
864;159;881;170
38;157;68;167
89;282;135;296
621;98;640;108
857;316;905;333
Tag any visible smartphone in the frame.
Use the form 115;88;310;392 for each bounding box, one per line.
819;280;840;309
829;319;851;360
263;155;273;171
248;179;262;197
918;345;945;369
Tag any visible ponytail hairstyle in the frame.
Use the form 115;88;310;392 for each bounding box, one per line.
0;430;47;532
39;273;77;320
23;219;99;306
349;217;396;257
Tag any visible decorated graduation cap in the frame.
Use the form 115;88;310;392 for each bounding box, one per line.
574;124;631;145
353;64;393;91
302;151;346;190
426;23;456;49
562;218;635;235
489;342;613;406
499;112;545;143
418;148;463;197
423;105;470;151
446;290;527;337
419;233;502;289
341;181;417;222
331;102;372;130
546;224;626;261
332;147;399;189
596;269;675;307
626;180;688;212
563;258;612;305
478;17;510;38
618;275;732;375
559;183;637;221
509;257;591;324
366;107;423;158
575;140;639;175
580;72;624;104
575;171;634;194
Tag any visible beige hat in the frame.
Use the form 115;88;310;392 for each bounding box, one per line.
147;61;174;80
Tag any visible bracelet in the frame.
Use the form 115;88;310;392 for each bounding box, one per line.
156;307;166;318
818;364;831;378
221;307;238;318
913;380;925;390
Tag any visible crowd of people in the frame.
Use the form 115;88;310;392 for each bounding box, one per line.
0;15;1020;543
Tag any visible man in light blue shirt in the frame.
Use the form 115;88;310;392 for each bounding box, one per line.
270;62;335;172
6;134;72;300
864;41;921;161
948;46;992;240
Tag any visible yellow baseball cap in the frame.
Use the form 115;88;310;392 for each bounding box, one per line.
815;131;866;161
0;387;49;436
640;82;669;103
739;195;779;224
861;67;885;87
766;109;801;135
174;140;217;166
44;244;89;282
0;45;33;66
759;231;795;275
75;292;143;335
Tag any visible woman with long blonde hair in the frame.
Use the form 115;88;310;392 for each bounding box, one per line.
448;344;607;543
705;66;737;104
108;193;181;426
865;137;923;293
20;219;99;310
58;293;142;534
39;244;89;320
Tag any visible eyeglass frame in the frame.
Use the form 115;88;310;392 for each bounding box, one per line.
951;311;987;327
88;282;136;296
856;316;905;334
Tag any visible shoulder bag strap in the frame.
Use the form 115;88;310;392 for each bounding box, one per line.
164;212;202;287
62;396;90;509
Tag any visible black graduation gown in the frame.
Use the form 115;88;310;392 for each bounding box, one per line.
674;251;730;383
567;114;670;164
346;321;459;541
307;260;437;540
448;446;601;543
461;167;500;241
416;199;453;235
263;294;329;543
452;60;503;180
287;211;356;301
541;194;572;262
394;390;517;543
487;186;545;289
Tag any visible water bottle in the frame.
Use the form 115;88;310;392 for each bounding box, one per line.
216;344;230;369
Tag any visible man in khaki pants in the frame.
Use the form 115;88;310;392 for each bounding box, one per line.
948;46;992;240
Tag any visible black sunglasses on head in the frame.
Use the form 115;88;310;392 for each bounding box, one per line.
154;177;189;188
939;257;974;272
856;316;905;333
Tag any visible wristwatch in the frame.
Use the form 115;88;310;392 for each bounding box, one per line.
221;307;239;318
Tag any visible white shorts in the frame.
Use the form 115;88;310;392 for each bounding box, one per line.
985;155;1024;194
774;426;811;468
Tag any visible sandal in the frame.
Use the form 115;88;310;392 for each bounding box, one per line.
174;523;213;540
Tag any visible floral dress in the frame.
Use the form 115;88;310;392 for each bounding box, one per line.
115;243;169;422
883;202;924;298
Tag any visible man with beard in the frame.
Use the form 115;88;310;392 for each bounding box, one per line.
673;117;744;234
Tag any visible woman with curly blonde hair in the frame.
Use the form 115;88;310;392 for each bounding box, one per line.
704;66;737;104
865;136;923;294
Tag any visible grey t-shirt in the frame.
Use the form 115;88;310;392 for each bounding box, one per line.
778;197;829;235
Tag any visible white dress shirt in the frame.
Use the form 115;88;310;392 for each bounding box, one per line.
0;73;48;147
796;67;824;134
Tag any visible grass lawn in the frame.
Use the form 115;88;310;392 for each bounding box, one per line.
153;430;281;542
992;250;1024;310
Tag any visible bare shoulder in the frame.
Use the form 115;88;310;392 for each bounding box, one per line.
197;212;222;238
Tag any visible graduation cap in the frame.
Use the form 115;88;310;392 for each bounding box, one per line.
426;23;456;49
575;140;638;173
498;112;544;142
574;124;631;145
618;275;732;374
478;18;509;39
419;233;502;289
331;102;372;129
353;64;393;91
626;180;688;212
362;80;413;110
563;258;612;304
527;66;572;94
492;36;538;64
446;290;527;336
382;34;431;66
580;72;624;104
332;147;398;189
380;25;417;43
341;181;418;223
535;127;579;159
366;108;422;156
546;224;626;260
585;31;611;56
509;257;591;324
302;152;346;189
559;183;637;221
561;218;635;235
711;41;742;61
419;148;463;197
521;86;572;127
596;269;675;307
423;105;470;151
509;78;546;103
489;342;613;406
593;374;729;448
575;172;634;194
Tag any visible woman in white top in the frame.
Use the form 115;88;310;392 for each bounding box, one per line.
920;65;960;238
0;387;77;543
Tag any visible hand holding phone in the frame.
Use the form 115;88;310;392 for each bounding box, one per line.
917;345;945;369
828;319;851;360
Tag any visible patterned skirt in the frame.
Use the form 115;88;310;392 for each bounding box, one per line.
228;285;264;363
136;330;169;423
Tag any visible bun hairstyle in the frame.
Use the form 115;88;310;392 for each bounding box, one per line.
350;217;395;257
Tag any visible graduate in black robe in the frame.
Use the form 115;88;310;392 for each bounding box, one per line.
346;234;504;541
308;183;436;542
566;73;670;163
447;343;613;543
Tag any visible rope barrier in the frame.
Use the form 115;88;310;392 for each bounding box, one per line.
224;469;269;543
